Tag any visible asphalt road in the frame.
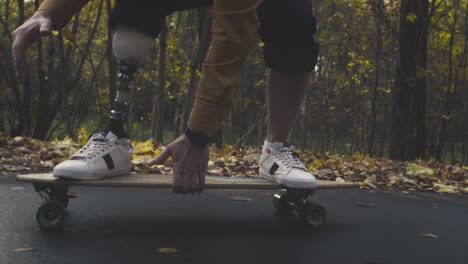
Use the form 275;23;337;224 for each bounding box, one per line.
1;174;467;264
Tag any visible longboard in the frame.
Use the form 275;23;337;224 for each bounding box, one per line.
17;173;359;230
17;173;358;189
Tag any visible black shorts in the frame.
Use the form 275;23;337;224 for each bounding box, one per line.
110;0;318;72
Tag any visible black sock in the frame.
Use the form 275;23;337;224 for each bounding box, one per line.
103;119;127;138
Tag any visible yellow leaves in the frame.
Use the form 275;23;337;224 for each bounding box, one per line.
313;159;322;168
61;27;76;43
352;152;365;160
421;233;439;239
77;127;89;147
406;12;418;23
406;163;434;176
433;183;458;194
2;135;467;195
132;139;155;155
362;176;378;189
158;248;179;254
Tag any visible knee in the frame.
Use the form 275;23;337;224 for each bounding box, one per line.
112;25;153;66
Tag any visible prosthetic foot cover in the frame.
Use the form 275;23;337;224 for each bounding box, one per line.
188;0;263;136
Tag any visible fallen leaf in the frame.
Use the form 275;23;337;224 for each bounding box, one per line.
335;177;345;183
362;178;377;189
13;248;35;253
354;203;375;208
67;191;79;198
421;233;439;239
158;248;179;254
230;196;252;202
433;183;457;194
406;163;434;176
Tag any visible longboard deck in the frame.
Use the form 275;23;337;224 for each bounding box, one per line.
16;173;359;189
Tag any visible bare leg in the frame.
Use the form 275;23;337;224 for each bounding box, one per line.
266;69;309;143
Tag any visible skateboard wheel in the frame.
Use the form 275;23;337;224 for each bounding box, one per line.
300;204;326;228
61;196;70;209
36;200;66;230
272;193;290;214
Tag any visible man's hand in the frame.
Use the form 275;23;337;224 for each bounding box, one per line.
11;10;53;76
151;135;209;194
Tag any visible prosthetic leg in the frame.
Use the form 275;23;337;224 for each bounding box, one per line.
104;25;153;138
53;26;153;180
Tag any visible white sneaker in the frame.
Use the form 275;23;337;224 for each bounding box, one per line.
259;144;317;189
53;132;133;180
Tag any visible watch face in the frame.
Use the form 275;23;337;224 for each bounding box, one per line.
186;129;210;146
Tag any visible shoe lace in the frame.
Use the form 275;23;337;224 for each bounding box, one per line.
72;134;114;160
272;145;307;171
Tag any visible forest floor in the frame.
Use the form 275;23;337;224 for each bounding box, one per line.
1;133;467;195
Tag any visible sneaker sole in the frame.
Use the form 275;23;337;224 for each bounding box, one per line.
259;169;317;189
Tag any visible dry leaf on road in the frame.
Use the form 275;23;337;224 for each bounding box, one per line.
230;196;252;202
158;248;179;254
13;248;35;253
421;233;439;239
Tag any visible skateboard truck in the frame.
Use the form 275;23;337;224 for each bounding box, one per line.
33;183;70;230
272;188;326;227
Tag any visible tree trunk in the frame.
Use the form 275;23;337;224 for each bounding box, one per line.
369;0;383;156
152;18;167;142
390;0;429;160
436;0;460;160
106;0;117;105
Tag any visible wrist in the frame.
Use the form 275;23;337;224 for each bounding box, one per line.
185;128;210;147
34;9;53;21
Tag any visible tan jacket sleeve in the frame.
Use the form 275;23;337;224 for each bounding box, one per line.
38;0;91;29
187;0;263;136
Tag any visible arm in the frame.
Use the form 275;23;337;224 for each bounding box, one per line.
38;0;91;29
187;0;262;138
153;0;263;194
11;0;91;76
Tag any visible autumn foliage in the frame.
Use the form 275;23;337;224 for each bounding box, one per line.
1;133;466;194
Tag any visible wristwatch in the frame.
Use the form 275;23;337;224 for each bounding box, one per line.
185;128;210;146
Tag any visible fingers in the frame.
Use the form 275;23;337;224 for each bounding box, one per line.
172;161;182;194
12;43;29;77
190;163;198;194
39;20;52;36
180;158;194;195
11;13;53;76
195;160;206;194
151;145;173;165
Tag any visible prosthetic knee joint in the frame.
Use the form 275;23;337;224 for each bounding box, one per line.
109;25;153;131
